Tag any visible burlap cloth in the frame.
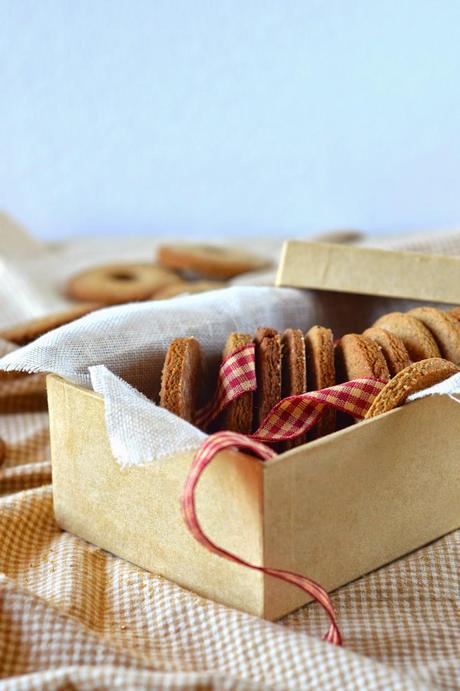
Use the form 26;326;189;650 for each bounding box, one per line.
0;219;459;689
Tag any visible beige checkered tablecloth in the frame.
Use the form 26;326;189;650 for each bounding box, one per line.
0;220;459;689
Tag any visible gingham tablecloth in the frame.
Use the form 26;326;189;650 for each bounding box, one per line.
0;221;459;689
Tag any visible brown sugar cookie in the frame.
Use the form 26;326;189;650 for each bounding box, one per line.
153;280;226;300
365;358;459;419
407;307;460;366
362;327;411;376
157;244;272;279
448;306;460;322
305;325;336;438
281;329;307;449
0;303;103;345
67;263;178;304
159;337;203;424
254;327;282;428
373;312;440;362
221;333;253;434
335;334;390;383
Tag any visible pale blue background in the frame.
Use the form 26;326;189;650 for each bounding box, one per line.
1;1;460;240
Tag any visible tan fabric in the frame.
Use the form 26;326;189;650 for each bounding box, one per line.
0;226;459;689
0;360;458;690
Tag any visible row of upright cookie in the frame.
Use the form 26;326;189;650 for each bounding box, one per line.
158;306;460;443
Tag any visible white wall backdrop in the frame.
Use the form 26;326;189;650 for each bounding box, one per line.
1;1;460;241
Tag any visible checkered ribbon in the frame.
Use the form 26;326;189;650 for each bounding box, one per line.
183;350;388;647
195;342;256;428
182;431;343;645
251;378;386;442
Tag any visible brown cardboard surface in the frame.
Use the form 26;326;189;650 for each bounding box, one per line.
48;374;460;620
48;375;265;617
276;241;460;304
262;394;460;619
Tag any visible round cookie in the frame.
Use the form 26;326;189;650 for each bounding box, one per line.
281;329;307;449
67;263;178;304
448;306;460;322
407;307;460;366
373;312;440;362
335;334;390;383
159;337;203;424
0;437;6;467
254;327;282;428
157;244;272;279
0;303;102;346
362;327;411;376
153;280;226;300
221;332;254;434
305;325;336;438
365;358;459;419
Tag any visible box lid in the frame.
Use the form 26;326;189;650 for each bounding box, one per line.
276;241;460;304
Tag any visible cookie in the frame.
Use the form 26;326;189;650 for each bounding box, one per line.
0;437;6;467
254;328;282;428
407;307;460;366
281;329;307;449
448;306;460;322
221;333;254;434
0;303;102;345
335;334;390;383
372;312;440;362
157;244;272;279
365;358;459;418
362;327;411;376
305;325;336;438
159;337;203;424
153;280;226;300
67;263;178;304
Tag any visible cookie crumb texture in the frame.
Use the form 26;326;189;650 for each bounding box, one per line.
254;328;281;427
373;312;440;361
365;358;460;418
407;307;460;365
159;338;202;424
335;334;390;383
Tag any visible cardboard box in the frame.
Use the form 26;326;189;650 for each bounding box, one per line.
48;241;460;620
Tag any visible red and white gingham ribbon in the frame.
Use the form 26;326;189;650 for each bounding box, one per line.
251;378;386;442
195;342;256;428
183;347;388;645
182;431;343;645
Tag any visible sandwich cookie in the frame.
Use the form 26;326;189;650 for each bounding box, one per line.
305;325;336;438
281;328;307;449
407;307;460;366
372;312;440;362
221;332;254;434
67;263;178;304
362;327;411;376
254;328;282;429
157;244;272;279
365;358;459;419
159;337;203;424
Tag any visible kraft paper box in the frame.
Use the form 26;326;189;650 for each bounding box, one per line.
48;242;460;620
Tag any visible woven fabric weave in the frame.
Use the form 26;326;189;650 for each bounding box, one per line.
0;229;460;688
